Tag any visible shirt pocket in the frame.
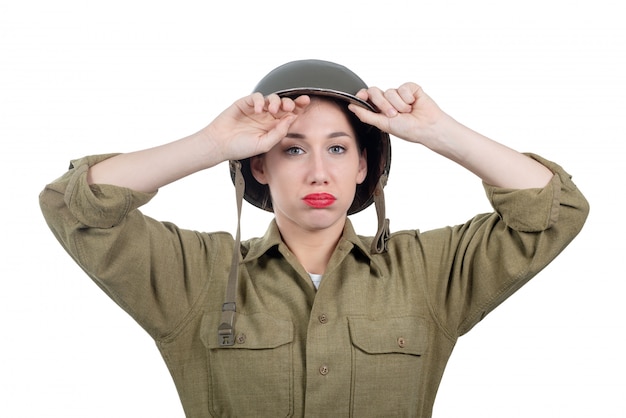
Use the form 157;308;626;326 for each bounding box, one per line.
348;316;427;416
200;312;294;418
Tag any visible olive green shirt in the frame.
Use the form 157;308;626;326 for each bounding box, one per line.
39;153;588;417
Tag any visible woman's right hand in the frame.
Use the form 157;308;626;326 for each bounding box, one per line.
203;93;311;163
87;94;310;193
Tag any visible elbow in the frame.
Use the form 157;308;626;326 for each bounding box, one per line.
573;190;590;233
556;186;589;239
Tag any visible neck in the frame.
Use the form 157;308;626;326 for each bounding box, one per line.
276;218;346;275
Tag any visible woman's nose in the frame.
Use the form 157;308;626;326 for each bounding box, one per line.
307;152;329;184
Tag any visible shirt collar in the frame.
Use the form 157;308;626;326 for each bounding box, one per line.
241;218;376;265
241;219;283;262
340;218;376;262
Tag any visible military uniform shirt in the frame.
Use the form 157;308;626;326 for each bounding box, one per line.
39;153;589;417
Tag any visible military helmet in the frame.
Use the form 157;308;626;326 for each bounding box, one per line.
230;59;391;215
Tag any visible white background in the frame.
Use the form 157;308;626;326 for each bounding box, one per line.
2;0;624;416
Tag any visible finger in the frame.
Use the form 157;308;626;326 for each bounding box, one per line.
355;89;369;101
275;114;298;135
260;114;298;150
348;103;389;131
366;87;398;117
397;82;419;105
280;97;295;113
266;93;282;114
383;89;412;114
277;96;310;117
293;95;311;112
249;92;265;113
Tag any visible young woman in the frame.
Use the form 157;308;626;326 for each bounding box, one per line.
40;59;589;417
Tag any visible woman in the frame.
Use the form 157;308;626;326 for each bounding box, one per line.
40;59;589;417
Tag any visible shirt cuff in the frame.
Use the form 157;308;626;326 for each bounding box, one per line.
64;154;157;228
482;153;572;232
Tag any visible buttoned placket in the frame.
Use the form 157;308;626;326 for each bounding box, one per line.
303;268;356;416
305;304;336;412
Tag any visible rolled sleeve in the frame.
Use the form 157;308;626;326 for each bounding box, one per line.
423;154;589;336
483;153;577;232
63;154;156;228
39;154;218;339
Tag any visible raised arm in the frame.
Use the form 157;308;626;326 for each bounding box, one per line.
88;93;310;192
349;83;553;189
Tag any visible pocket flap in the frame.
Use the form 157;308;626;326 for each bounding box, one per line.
348;316;427;356
201;311;293;350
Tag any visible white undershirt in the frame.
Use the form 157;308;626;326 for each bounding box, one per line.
308;273;323;289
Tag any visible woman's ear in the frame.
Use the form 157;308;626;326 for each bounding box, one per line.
356;148;367;185
250;155;268;185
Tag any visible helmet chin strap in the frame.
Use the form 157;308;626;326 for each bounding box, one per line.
371;173;390;254
218;160;244;347
218;162;390;345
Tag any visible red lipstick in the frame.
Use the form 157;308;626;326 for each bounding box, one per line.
303;193;336;208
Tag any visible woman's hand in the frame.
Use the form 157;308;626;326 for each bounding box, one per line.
203;93;311;163
349;83;553;189
88;93;310;193
348;83;447;148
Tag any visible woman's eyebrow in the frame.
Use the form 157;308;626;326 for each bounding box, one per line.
285;131;352;139
328;131;352;138
285;133;305;139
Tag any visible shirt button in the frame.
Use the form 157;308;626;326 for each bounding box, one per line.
236;333;246;344
397;337;406;348
319;364;329;376
318;313;329;324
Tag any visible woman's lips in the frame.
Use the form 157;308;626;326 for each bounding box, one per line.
303;193;336;208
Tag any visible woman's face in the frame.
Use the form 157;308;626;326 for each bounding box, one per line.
251;98;367;234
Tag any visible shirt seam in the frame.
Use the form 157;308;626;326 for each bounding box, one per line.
458;266;530;336
157;233;223;343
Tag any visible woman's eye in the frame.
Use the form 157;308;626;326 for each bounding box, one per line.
329;145;346;154
286;147;304;155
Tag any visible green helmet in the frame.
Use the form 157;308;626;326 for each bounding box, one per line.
230;59;391;215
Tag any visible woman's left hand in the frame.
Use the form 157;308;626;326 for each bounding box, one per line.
351;83;554;189
348;83;448;148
